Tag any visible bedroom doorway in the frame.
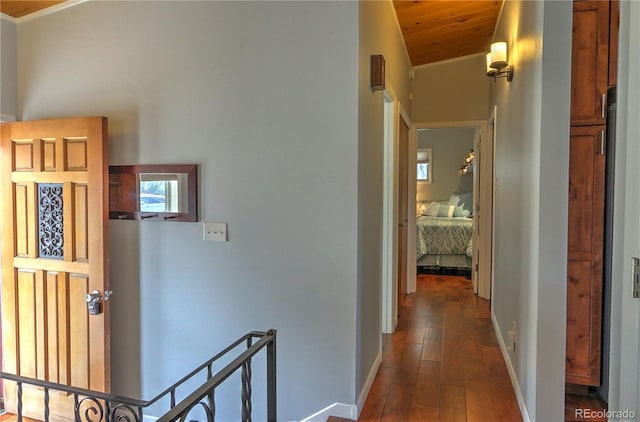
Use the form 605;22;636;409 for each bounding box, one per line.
381;84;413;334
412;121;489;299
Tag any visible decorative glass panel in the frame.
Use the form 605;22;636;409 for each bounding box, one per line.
38;183;64;259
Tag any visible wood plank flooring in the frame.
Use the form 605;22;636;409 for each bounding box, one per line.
358;274;522;422
0;413;39;422
0;272;606;422
565;391;607;422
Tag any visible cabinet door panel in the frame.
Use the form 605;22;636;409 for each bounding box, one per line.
571;1;609;125
566;125;605;386
608;0;619;86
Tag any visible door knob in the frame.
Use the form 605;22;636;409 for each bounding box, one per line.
85;290;101;303
85;290;108;315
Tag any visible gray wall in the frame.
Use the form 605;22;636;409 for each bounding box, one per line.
17;2;359;420
416;127;474;202
357;0;412;408
490;1;571;420
1;15;17;118
411;54;490;123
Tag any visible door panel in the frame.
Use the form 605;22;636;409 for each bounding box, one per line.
471;130;481;294
568;130;597;253
566;125;605;386
477;110;496;300
566;260;598;380
571;1;609;126
397;118;409;313
1;117;109;419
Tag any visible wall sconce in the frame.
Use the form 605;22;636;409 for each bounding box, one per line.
459;149;475;175
486;41;514;82
370;54;385;91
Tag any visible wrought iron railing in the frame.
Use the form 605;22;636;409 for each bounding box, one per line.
0;329;276;422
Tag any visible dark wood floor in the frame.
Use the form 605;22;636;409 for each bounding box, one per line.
565;390;607;422
0;273;608;422
358;274;522;422
0;413;38;422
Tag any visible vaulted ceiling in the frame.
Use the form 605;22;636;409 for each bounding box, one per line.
1;0;502;67
393;1;502;66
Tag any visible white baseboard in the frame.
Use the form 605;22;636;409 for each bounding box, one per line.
300;402;357;422
301;348;381;421
0;114;16;122
491;312;532;422
356;351;382;417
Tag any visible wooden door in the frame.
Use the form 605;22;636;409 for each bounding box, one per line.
477;110;496;300
1;117;110;419
566;124;605;386
471;130;481;295
571;1;610;126
397;118;409;313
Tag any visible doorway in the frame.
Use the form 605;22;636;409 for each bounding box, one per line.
381;85;412;334
411;120;491;299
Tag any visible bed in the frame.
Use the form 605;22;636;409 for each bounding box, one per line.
416;194;474;274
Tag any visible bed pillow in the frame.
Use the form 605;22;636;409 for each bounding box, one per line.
448;192;473;217
452;206;470;218
420;202;440;217
436;204;455;217
418;202;428;216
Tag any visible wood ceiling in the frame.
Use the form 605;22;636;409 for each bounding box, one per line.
1;0;502;67
0;1;65;18
394;0;503;66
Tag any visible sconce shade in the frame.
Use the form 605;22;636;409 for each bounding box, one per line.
490;42;508;69
486;53;497;76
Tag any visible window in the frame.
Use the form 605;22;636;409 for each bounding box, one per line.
417;148;432;183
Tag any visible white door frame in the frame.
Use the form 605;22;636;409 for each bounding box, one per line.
411;120;488;297
382;86;399;334
608;0;640;413
381;84;413;334
403;109;415;296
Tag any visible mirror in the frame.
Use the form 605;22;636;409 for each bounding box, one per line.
109;164;197;222
417;148;432;183
139;173;189;213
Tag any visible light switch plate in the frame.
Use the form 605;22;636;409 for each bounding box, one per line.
203;222;227;242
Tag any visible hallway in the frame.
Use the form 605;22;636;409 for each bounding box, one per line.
359;274;522;421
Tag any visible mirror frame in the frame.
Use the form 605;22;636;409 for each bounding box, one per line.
109;164;198;222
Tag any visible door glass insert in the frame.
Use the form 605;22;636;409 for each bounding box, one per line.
38;183;64;259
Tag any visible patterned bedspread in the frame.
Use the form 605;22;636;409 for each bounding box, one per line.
416;216;474;258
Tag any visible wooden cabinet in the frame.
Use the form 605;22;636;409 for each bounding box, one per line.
566;125;606;386
608;0;619;86
570;1;610;126
566;0;618;388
